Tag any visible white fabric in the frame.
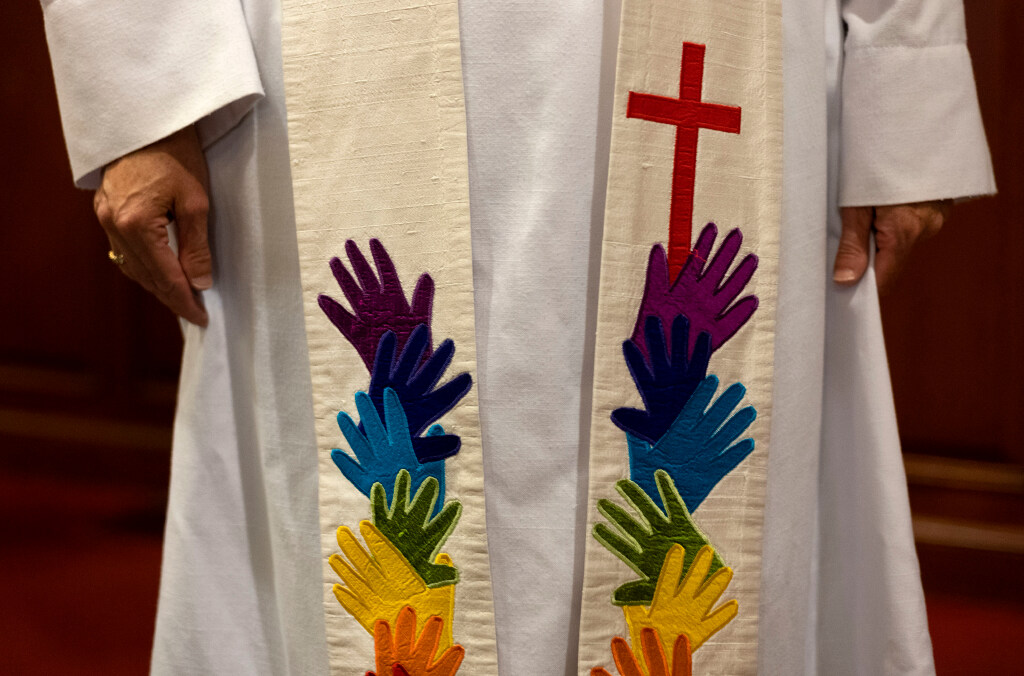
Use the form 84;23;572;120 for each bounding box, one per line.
43;0;265;188
839;1;995;205
42;0;995;674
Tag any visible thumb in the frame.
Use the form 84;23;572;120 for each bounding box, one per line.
174;181;213;290
833;206;873;285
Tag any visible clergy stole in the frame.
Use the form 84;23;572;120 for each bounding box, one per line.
281;0;780;673
578;1;782;674
281;0;499;673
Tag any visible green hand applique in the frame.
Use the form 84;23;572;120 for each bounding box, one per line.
594;469;724;605
371;469;463;588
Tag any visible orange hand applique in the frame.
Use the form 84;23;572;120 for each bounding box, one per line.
371;606;465;676
590;627;692;676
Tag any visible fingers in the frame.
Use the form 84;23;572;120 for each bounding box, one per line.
94;127;211;326
833;206;873;286
609;635;645;676
100;193;209;325
174;179;213;290
873;201;948;295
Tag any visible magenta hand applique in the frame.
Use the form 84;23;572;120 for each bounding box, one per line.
319;238;435;370
632;223;758;360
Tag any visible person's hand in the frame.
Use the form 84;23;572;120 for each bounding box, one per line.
833;201;951;296
93;126;212;326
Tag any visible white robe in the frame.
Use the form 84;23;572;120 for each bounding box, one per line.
43;1;994;674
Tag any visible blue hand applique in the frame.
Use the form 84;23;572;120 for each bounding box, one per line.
612;314;712;444
627;374;757;512
332;388;447;515
366;325;471;463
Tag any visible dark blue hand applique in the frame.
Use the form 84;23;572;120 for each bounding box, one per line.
612;314;712;445
366;325;471;463
626;374;757;512
332;388;447;515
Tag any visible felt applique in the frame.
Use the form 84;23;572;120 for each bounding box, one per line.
626;41;742;275
594;470;724;606
330;520;457;652
319;238;435;370
632;225;758;360
367;326;471;464
332;388;449;514
612;314;712;445
624;374;756;512
368;606;465;676
590;628;692;676
372;470;462;588
622;544;737;656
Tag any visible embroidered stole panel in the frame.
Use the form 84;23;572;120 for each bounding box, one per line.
577;0;782;674
281;1;499;673
281;0;781;672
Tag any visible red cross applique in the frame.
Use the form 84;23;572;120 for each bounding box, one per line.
628;42;742;278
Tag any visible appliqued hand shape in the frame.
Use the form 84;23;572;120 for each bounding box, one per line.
612;314;712;445
625;374;756;512
590;628;692;676
332;388;447;515
372;470;462;588
319;238;435;370
594;470;723;605
370;606;465;676
622;544;738;655
330;521;456;652
633;224;758;360
368;325;472;463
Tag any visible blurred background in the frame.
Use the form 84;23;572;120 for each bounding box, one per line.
2;2;1022;674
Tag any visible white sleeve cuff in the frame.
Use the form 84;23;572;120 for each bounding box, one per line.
838;42;996;207
43;0;265;189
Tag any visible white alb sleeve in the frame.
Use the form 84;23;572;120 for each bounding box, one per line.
42;0;265;188
839;0;996;206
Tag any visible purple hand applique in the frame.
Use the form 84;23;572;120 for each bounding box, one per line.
318;238;435;371
367;325;471;463
612;314;712;445
633;223;758;360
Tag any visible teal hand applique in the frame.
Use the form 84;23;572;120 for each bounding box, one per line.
372;469;462;587
626;374;756;512
332;388;447;514
594;469;723;606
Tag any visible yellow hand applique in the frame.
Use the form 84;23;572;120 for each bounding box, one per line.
330;520;456;652
622;543;737;668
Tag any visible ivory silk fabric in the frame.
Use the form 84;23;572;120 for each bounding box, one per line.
281;0;499;672
42;0;995;674
576;1;782;673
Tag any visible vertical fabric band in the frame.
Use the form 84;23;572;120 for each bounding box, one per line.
281;1;499;673
578;1;782;674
